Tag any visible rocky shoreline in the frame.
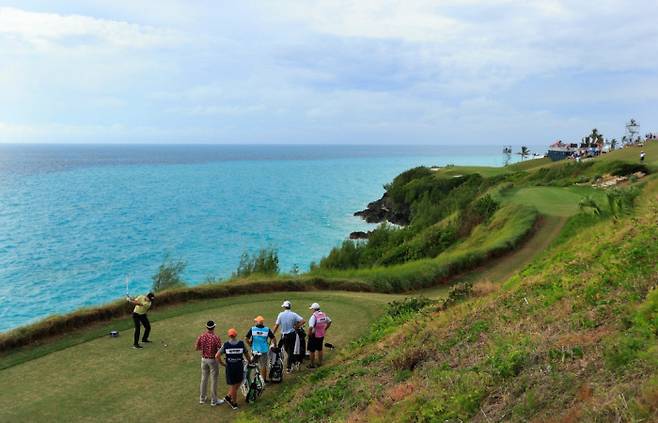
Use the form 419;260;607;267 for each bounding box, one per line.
350;191;410;239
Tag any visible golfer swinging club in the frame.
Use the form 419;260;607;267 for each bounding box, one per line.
127;291;155;349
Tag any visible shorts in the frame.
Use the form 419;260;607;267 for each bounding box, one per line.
307;335;324;352
225;362;244;385
253;352;269;368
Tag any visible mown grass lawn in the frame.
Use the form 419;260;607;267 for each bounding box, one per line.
502;186;607;216
0;291;401;423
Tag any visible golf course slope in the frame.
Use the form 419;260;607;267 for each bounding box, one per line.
244;183;658;422
0;141;657;422
0;292;403;422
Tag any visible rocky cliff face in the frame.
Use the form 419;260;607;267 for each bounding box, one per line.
353;192;410;226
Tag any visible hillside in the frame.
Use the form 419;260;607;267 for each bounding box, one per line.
0;141;656;422
243;157;658;422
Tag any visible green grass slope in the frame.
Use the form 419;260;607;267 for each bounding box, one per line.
313;204;538;292
502;186;607;216
253;179;658;422
0;291;402;423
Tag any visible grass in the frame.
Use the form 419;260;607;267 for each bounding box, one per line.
0;276;374;354
501;186;607;216
254;177;658;422
3;141;657;422
418;215;566;298
431;165;510;178
313;204;538;292
0;291;402;423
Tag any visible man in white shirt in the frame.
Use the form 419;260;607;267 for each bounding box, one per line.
272;300;305;373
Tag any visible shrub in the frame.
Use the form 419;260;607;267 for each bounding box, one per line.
233;248;279;277
151;256;187;292
599;161;650;177
386;296;434;317
606;186;641;216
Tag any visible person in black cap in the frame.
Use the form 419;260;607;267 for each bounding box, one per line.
127;292;155;349
195;320;222;406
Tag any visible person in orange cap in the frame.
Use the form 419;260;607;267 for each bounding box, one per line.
245;315;276;382
216;328;251;409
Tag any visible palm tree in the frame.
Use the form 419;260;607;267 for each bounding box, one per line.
517;146;530;160
587;128;604;148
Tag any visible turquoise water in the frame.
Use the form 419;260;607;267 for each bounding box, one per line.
0;144;520;332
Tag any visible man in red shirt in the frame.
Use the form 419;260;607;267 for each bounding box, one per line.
195;320;222;406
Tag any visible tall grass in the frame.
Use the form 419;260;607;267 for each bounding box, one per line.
312;204;538;292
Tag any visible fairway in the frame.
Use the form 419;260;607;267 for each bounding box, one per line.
502;186;606;216
0;291;401;423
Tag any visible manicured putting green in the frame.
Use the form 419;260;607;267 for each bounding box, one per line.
503;186;606;216
0;291;400;423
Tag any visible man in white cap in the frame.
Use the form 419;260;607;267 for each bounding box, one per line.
307;303;332;368
272;300;305;373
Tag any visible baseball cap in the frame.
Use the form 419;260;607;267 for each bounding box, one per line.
227;328;238;337
281;300;291;308
206;320;216;329
254;315;265;323
309;302;320;310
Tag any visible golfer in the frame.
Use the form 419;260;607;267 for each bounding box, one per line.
127;292;155;349
195;320;222;406
307;303;332;368
245;316;275;382
272;300;305;373
216;328;251;410
640;151;646;162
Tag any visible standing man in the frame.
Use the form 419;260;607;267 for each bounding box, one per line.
195;320;222;406
127;292;155;349
216;328;251;410
640;151;646;162
307;302;332;368
245;316;275;382
272;300;305;373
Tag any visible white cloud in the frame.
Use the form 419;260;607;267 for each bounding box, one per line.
0;6;180;49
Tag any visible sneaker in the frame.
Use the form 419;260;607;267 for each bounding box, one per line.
286;368;292;374
227;398;239;410
142;340;152;343
132;345;143;349
211;400;223;406
199;399;206;405
308;363;316;369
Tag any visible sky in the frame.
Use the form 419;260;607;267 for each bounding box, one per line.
0;1;657;145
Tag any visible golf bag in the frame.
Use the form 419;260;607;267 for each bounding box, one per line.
292;327;306;368
269;346;284;383
242;361;265;403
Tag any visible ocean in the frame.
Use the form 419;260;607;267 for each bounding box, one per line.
0;144;525;332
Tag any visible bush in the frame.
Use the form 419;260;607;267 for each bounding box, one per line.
152;256;187;292
598;161;650;177
386;296;434;317
233;248;279;277
607;186;641;216
314;204;538;293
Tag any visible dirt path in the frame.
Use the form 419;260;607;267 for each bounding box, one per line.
420;215;567;298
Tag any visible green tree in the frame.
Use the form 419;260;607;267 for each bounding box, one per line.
233;248;279;277
518;146;530;160
152;256;187;292
586;128;604;149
